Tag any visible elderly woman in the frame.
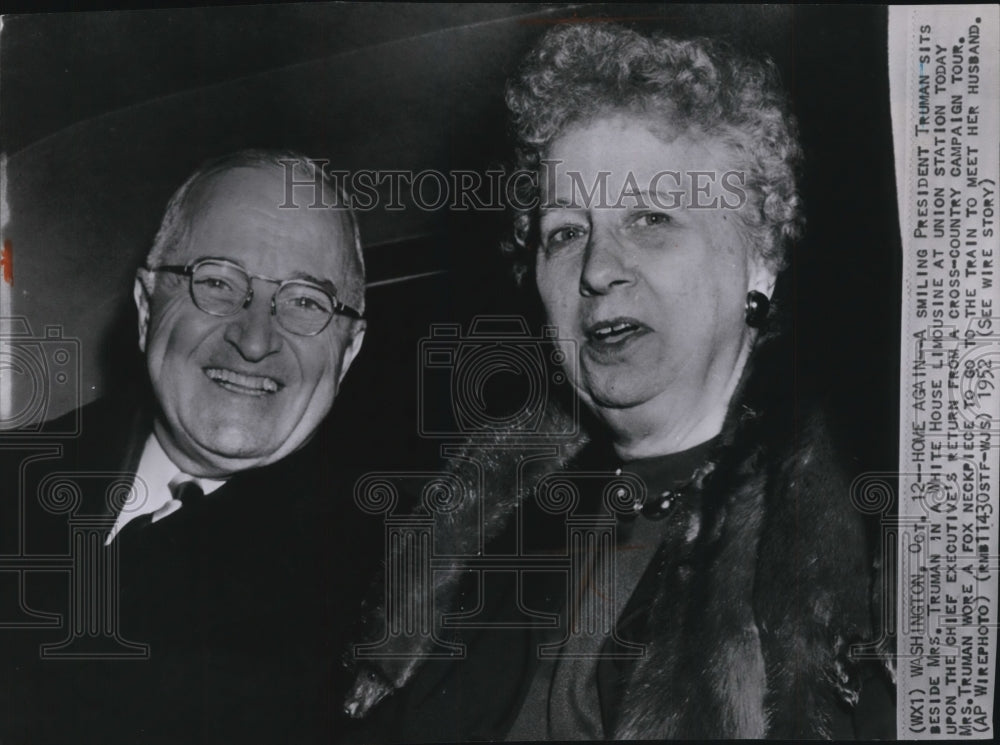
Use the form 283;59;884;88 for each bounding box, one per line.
345;23;890;741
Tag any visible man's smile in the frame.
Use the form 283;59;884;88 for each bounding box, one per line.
203;366;283;396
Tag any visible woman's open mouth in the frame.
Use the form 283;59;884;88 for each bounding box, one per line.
584;317;650;356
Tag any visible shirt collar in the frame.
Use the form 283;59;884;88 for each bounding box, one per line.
105;434;227;545
139;433;227;496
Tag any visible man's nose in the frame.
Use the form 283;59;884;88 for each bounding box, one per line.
579;228;635;297
222;288;282;361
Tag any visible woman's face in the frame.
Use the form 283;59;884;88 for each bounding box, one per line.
535;114;774;451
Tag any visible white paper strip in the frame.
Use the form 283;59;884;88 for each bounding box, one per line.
890;5;1000;739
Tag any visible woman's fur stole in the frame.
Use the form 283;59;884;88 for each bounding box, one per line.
344;331;881;738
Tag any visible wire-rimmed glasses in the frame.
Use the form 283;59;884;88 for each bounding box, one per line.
147;257;363;337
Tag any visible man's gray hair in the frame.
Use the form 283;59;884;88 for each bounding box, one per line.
145;149;364;301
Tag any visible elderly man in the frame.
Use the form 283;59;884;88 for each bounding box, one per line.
112;149;364;536
2;150;373;744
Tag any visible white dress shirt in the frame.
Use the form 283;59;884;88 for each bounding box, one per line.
104;434;225;545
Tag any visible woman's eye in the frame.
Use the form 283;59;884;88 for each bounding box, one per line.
634;212;671;228
544;225;587;248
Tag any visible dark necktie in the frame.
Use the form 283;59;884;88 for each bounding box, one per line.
169;478;205;508
112;479;208;643
113;478;205;545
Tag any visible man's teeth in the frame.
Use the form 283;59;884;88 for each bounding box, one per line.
204;368;279;393
593;322;638;339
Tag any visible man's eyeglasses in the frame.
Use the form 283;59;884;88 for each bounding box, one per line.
147;257;363;337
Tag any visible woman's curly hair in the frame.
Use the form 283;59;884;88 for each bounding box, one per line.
503;23;804;283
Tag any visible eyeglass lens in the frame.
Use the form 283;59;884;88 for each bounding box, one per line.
190;260;334;336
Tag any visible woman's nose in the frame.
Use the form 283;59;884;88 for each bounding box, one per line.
579;229;635;296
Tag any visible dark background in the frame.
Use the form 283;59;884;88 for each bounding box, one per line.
1;3;901;476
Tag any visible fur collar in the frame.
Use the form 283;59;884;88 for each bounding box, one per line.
345;330;876;738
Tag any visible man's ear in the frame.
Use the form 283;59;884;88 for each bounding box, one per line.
337;320;366;386
134;270;153;354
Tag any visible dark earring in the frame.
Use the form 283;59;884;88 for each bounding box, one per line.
745;290;770;328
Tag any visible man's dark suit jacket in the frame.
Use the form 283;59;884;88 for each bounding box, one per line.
0;391;382;744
